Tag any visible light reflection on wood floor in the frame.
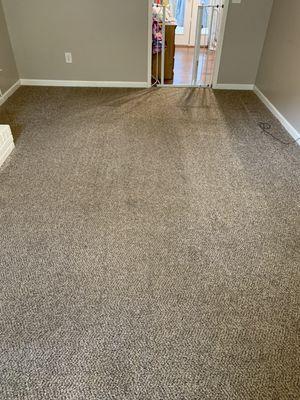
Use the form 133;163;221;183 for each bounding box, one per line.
173;46;216;86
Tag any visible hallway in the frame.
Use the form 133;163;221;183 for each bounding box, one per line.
173;46;216;85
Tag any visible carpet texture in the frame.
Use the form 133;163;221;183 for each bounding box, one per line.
0;87;299;400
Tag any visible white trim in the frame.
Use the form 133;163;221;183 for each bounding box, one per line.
212;0;230;88
0;80;21;107
148;0;153;87
20;79;149;88
0;125;15;168
254;85;300;144
214;83;255;90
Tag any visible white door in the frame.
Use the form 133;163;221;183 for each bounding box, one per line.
173;0;214;47
173;0;194;46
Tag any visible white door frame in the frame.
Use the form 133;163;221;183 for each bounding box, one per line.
147;0;153;87
147;0;229;88
211;0;229;88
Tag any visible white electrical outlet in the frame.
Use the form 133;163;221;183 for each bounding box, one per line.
65;52;72;63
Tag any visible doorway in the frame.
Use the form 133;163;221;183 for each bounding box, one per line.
150;0;228;88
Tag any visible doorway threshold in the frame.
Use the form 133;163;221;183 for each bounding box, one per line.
157;84;211;88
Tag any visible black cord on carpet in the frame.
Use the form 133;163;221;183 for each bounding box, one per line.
258;122;300;145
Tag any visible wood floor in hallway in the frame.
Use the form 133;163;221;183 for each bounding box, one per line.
173;46;216;86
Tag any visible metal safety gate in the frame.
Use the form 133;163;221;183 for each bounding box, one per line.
153;1;224;88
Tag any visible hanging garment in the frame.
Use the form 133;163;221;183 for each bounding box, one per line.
156;0;170;4
176;0;185;27
152;19;163;55
152;5;175;22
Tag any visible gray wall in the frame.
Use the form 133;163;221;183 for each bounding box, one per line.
1;0;277;88
217;0;273;85
2;0;149;83
0;0;18;94
256;0;300;132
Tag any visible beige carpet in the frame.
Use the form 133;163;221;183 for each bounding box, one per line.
0;87;299;400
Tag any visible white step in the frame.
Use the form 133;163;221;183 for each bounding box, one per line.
0;125;14;168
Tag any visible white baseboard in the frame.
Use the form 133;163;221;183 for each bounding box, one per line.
0;125;15;168
0;80;21;107
213;83;255;90
20;79;149;88
254;86;300;144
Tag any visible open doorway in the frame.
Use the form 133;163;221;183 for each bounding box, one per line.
150;0;228;87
